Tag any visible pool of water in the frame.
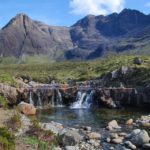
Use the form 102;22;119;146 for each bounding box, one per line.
37;107;150;129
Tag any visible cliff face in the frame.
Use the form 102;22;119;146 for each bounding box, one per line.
0;9;150;61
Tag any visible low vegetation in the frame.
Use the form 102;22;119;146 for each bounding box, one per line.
0;55;149;86
0;127;15;150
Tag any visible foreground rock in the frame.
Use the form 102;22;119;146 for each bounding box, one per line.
86;132;101;140
40;121;63;135
128;129;150;146
59;129;81;146
107;120;121;130
18;102;36;115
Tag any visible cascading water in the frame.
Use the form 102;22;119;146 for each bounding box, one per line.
56;89;63;107
29;91;34;105
50;86;63;107
71;90;95;109
37;92;42;108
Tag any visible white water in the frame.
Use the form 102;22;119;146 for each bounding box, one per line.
29;91;34;105
51;88;63;107
37;92;42;108
56;89;63;107
71;90;95;109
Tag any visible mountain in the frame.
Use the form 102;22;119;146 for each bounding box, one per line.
0;9;150;62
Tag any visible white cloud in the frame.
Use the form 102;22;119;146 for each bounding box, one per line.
146;2;150;7
70;0;125;16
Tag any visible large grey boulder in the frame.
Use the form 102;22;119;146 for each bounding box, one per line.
59;129;81;146
130;130;150;146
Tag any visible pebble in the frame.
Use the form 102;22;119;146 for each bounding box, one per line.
126;119;133;125
112;138;123;144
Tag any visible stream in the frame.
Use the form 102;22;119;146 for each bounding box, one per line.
37;107;150;129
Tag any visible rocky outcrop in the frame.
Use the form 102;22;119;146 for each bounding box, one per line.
0;83;18;104
18;102;36;115
99;87;150;108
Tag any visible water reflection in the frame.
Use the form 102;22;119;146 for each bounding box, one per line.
37;107;150;129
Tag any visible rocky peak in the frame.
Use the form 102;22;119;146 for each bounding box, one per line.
2;13;33;30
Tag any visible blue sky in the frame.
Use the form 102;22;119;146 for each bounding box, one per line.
0;0;150;28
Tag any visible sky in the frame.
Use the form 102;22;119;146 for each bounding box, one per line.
0;0;150;28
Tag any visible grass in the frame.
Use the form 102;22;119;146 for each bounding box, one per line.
23;117;58;150
0;96;8;108
0;127;15;150
23;136;49;150
0;55;149;86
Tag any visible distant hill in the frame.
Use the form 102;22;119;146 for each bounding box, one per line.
0;9;150;63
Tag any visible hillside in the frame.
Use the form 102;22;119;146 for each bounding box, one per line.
0;55;149;87
0;9;150;62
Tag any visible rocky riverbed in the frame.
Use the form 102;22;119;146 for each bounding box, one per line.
13;103;150;150
38;118;150;150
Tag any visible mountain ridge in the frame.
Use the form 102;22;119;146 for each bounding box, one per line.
0;8;150;62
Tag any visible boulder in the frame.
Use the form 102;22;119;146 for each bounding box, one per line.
40;122;63;135
18;102;36;115
130;130;150;146
86;132;101;140
0;83;18;104
59;129;81;146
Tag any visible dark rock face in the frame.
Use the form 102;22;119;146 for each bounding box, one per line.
0;9;150;60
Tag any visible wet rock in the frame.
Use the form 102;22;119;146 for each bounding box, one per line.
106;137;111;143
88;139;100;147
126;119;133;125
130;130;150;146
143;143;150;149
107;120;121;130
109;147;115;150
142;122;150;128
110;133;119;139
112;138;123;144
86;132;101;140
119;132;128;137
115;145;131;150
124;141;136;150
65;146;79;150
59;129;81;146
40;121;63;135
81;126;92;132
18;102;36;115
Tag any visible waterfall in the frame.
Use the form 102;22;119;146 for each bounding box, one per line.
29;91;34;105
50;87;63;107
37;92;42;108
71;90;95;109
56;89;63;107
